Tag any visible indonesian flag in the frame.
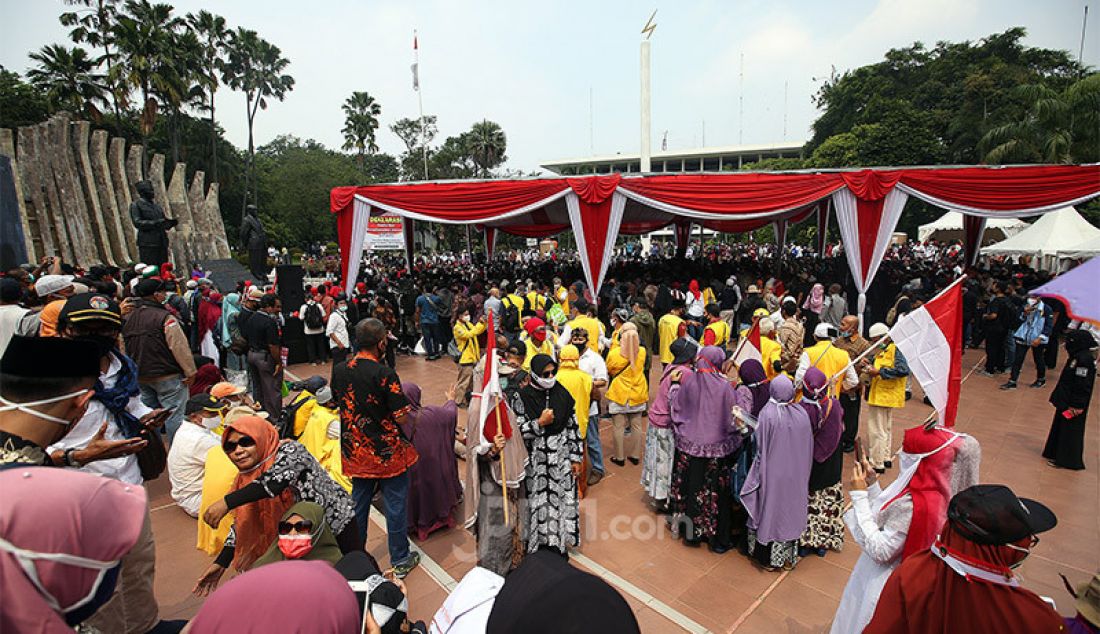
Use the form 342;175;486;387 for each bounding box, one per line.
411;32;420;91
888;278;964;427
730;319;763;367
479;311;512;441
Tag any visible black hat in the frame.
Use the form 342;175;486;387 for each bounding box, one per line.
670;338;698;366
185;393;226;416
948;484;1058;545
134;278;164;297
58;293;121;327
1;335;102;378
0;277;21;302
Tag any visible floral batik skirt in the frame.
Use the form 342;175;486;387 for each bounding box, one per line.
641;425;675;503
746;530;799;571
798;483;845;552
668;450;734;548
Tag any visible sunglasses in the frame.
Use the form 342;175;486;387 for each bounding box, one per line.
278;519;314;535
540;370;556;378
222;435;256;453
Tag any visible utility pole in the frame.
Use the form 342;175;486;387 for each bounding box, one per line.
738;52;745;145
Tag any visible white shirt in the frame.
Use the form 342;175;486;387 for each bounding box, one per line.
299;301;326;335
49;353;150;485
325;309;350;349
578;349;608;418
0;304;33;357
167;421;220;517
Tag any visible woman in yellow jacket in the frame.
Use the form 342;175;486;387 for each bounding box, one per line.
298;387;352;492
606;323;649;467
862;322;910;473
452;307;487;408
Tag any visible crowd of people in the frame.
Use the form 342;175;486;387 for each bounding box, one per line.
0;236;1097;633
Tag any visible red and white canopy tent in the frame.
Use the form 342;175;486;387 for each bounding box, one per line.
331;165;1100;326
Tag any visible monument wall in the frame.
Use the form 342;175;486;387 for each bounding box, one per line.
0;112;231;268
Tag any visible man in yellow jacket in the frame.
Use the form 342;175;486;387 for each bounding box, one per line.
757;319;783;380
657;305;686;364
561;299;603;354
796;322;859;398
452;306;487;408
862;322;910;473
703;303;731;349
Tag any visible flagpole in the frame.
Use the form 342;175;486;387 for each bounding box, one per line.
493;397;510;526
414;30;429;180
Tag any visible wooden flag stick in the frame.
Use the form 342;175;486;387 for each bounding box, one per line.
493;397;510;527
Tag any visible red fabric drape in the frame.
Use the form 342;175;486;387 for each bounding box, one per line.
839;171;906;278
567;173;620;203
332;179;570;221
619;172;843;214
816;203;830;255
962;215;986;266
841;170;902;201
567;175;621;292
336;201;357;293
483;226;496;259
674;220;693;258
899;165;1100;210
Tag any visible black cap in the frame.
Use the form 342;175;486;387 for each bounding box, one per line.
58;293;122;327
0;277;21;302
185;393;226;416
1;335;102;378
134;278;164;297
948;484;1058;545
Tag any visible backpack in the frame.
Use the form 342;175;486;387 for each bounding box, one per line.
501;296;524;333
304;303;324;329
1000;298;1024;330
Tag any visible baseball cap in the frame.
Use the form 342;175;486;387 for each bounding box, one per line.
58;293;122;327
314;386;333;405
947;484;1057;545
814;322;838;339
35;274;74;298
210;382;247;399
186;393;227;416
246;287;265;301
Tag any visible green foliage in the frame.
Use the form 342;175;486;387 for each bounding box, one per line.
809;28;1084;165
0;67;50;128
341;91;382;160
390;115;437;181
26;44;107;120
737;157;806;171
981;74;1100;164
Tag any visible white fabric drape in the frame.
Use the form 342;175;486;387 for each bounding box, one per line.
345;198;373;294
833;187;909;332
616;186;838;221
353;189;571;225
566;191;627;295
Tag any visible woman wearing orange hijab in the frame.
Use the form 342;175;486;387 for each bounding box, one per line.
192;415;358;595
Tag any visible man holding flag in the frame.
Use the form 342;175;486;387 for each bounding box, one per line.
462;311;528;575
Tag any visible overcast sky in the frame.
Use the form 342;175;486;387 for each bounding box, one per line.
3;0;1096;174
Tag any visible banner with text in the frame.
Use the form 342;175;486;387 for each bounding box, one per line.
365;212;406;250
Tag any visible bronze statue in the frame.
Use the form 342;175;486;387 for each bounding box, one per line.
239;204;268;279
129;180;176;265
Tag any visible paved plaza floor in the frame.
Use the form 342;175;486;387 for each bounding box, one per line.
148;347;1098;632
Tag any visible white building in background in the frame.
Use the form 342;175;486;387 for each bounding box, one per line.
540;141;806;175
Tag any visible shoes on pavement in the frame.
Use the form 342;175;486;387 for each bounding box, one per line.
1000;381;1017;390
587;471;604;486
628;457;640;465
610;458;626;467
392;551;421;579
1029;379;1047;388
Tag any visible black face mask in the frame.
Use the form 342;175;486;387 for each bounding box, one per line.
74;334;117;356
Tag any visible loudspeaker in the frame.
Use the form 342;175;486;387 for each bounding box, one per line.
275;265;305;317
281;316;310;366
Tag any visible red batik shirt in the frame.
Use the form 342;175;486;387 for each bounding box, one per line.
331;351;416;479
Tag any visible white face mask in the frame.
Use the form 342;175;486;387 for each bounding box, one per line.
0;389;90;426
0;534;120;613
200;416;221;431
1027;298;1038;306
532;375;557;390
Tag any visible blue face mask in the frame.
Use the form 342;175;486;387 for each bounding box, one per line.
839;330;852;338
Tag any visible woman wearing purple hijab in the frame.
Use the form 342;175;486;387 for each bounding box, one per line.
643;339;696;512
404;382;463;541
668;345;742;553
740;374;813;571
730;359;770;542
798;367;846;557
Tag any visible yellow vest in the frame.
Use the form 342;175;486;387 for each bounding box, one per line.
868;343;906;408
526;292;548;311
569;316;602;353
803;340;852;398
605;347;649;407
453;319;486;365
705;320;731;348
555;287;570;316
522;336;556;371
556;366;593;438
657;313;684;363
760;336;782;380
299;404;352;492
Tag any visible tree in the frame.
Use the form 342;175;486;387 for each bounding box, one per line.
981;74;1100;164
26;44;106;119
221;27;295;212
466;119;507;176
0;67;50;128
60;0;124;128
186;9;228;182
341;91;382;165
390;115;437;180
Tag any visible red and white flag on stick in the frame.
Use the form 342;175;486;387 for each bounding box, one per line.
888;277;965;427
411;31;420;91
730;319;763;367
478;311;512;442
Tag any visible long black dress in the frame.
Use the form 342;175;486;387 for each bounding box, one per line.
1043;330;1096;471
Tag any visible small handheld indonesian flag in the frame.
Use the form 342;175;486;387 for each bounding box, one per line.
479;311;512;441
730;319;763;367
888;278;964;427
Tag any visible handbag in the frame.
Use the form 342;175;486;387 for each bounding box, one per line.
136;428;168;481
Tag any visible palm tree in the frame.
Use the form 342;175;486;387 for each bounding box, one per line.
187;9;228;182
467;119;507;177
222;27;295;210
341;91;382;167
60;0;124;128
26;44;107;120
981;74;1100;164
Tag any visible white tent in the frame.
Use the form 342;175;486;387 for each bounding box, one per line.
981;207;1100;270
1059;233;1100;259
917;211;1028;243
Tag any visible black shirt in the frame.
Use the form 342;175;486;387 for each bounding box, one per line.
241;310;281;351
